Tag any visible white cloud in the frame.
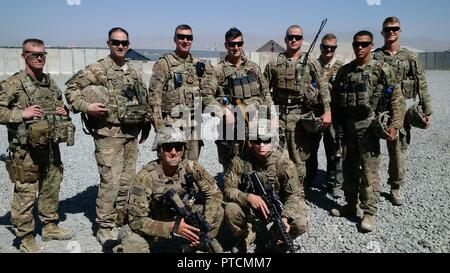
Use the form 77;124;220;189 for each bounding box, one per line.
367;0;382;6
66;0;81;6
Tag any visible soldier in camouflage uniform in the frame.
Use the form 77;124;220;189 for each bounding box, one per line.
224;120;308;253
202;27;273;173
307;34;344;198
0;39;74;253
264;25;331;188
148;24;211;161
374;17;433;206
330;31;405;232
65;28;151;246
114;126;224;253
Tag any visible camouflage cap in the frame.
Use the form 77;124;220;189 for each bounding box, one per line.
300;112;324;133
406;103;427;129
81;85;109;105
152;126;187;151
372;111;391;139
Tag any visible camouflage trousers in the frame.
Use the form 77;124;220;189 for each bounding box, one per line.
94;136;138;229
386;125;410;188
342;127;381;216
162;114;203;161
9;145;63;238
224;202;308;241
115;205;224;253
305;125;343;188
279;110;313;185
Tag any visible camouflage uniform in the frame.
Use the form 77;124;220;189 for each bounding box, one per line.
374;48;432;193
264;53;330;186
332;55;404;218
203;56;272;172
116;160;224;253
306;58;344;190
0;71;74;247
148;52;211;161
224;149;309;249
65;55;148;231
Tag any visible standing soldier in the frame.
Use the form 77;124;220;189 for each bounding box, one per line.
202;27;273;173
264;25;331;188
114;126;224;253
0;39;75;252
307;34;344;197
65;27;151;246
331;31;404;232
224;119;308;253
374;17;433;206
148;24;210;161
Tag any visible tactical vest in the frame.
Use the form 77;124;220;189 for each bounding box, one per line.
98;58;148;125
240;151;283;197
13;71;75;148
272;54;316;108
220;61;262;101
160;54;202;113
374;49;416;99
143;160;198;218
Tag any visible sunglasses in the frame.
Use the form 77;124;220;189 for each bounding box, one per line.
321;44;338;51
161;143;185;152
24;51;48;59
175;34;194;41
227;41;244;48
251;139;272;145
352;41;373;48
110;39;130;47
286;35;303;41
383;26;401;33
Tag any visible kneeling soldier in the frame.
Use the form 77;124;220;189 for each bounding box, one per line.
114;127;224;253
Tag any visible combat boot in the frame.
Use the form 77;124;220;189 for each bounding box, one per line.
360;214;376;232
390;186;405;206
96;228;115;246
20;235;41;253
42;223;74;242
232;227;256;253
331;204;358;217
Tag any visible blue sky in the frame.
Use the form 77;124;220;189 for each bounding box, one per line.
1;0;449;51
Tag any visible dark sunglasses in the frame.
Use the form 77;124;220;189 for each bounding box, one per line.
161;143;185;152
251;138;272;145
321;44;338;51
110;39;130;47
286;35;303;41
352;41;373;48
24;51;48;59
383;26;401;33
227;41;244;48
175;34;194;41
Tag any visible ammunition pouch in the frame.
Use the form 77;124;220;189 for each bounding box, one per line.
401;79;416;99
118;105;148;125
53;120;76;146
28;121;50;147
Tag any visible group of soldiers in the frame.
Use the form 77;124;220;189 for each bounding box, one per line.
0;16;432;253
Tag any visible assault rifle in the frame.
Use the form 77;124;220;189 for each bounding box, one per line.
164;188;221;253
249;172;297;253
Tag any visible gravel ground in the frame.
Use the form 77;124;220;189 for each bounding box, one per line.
0;71;449;253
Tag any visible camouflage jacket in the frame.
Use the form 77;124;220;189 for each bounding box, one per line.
0;71;67;149
332;56;405;135
148;52;212;130
127;160;223;239
202;55;272;108
65;55;147;138
264;52;331;113
223;149;305;220
311;57;344;86
374;47;432;116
